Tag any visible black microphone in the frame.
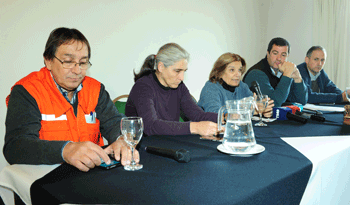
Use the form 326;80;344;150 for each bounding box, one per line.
286;112;308;124
145;146;191;163
250;81;263;97
295;111;325;122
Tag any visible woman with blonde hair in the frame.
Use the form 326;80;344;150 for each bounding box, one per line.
198;52;273;116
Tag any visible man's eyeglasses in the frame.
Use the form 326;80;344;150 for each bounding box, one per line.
54;56;92;70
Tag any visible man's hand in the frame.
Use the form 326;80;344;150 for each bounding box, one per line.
104;136;139;166
278;61;296;78
62;141;110;172
263;98;274;118
290;67;303;83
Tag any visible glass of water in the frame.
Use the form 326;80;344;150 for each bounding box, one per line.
120;117;143;171
255;95;269;126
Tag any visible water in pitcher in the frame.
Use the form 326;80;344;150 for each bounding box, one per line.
222;120;256;152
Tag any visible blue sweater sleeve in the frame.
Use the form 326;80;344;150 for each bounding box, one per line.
299;64;343;103
243;69;293;107
287;81;308;105
322;71;343;94
305;80;342;104
198;82;226;113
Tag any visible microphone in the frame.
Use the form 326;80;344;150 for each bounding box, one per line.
283;105;301;114
295;111;325;122
281;102;304;112
273;107;308;124
286;112;308;124
250;81;263;97
145;146;191;163
273;107;292;120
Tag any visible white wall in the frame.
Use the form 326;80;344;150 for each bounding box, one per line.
265;0;314;64
0;0;313;204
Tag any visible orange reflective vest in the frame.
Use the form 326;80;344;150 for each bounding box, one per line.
6;67;104;146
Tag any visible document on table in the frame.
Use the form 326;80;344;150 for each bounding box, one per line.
303;103;345;112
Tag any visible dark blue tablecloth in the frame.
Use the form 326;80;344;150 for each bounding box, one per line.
30;134;312;205
255;111;350;138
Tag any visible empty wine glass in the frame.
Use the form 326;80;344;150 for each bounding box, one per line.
255;95;269;126
120;117;143;171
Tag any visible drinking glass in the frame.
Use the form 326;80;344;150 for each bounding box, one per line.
346;87;350;102
120;117;144;171
255;95;269;126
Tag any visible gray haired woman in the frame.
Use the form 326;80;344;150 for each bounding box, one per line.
125;43;219;138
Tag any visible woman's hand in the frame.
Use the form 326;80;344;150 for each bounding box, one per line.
263;98;274;118
190;121;221;139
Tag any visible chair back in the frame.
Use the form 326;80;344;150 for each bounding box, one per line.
113;95;129;114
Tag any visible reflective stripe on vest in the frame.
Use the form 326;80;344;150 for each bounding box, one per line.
41;114;67;121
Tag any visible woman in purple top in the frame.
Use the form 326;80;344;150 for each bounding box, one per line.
125;43;218;137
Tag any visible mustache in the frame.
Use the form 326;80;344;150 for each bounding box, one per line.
66;75;83;79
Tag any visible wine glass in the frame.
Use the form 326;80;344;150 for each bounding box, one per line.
120;117;144;171
255;95;269;126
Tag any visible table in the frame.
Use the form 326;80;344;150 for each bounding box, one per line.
282;136;350;205
29;135;312;205
253;109;349;138
0;164;60;204
256;108;350;204
1;109;349;204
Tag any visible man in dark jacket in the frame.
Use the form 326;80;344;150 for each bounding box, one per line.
297;46;349;104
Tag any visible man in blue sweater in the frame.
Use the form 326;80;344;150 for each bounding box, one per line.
297;46;348;104
243;37;308;107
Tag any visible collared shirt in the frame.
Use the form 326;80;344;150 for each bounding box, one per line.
307;69;321;81
270;67;283;78
50;73;83;104
307;68;321;93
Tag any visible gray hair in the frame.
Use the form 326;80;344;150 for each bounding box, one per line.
133;43;190;82
155;43;190;69
306;46;327;58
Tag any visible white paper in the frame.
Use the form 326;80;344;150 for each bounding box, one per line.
303;103;345;112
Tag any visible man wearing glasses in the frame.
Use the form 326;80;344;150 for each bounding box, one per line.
4;27;138;172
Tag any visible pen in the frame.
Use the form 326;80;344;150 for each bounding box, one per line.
90;111;94;121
